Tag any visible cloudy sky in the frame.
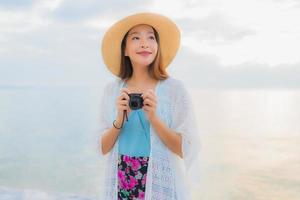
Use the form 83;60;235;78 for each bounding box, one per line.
0;0;300;88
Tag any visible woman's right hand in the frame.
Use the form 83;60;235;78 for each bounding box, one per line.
115;88;131;126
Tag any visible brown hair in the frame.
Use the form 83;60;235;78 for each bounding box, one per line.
119;26;169;81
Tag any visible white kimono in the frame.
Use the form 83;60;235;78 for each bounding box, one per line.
97;76;201;200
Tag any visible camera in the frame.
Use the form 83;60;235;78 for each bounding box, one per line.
128;93;144;110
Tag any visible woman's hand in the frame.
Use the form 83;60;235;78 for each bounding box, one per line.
115;88;131;127
142;89;158;122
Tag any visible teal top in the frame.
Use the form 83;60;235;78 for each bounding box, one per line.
118;109;151;157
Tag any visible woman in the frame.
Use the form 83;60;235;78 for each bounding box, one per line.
98;12;201;200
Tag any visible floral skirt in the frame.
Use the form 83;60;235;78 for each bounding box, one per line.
118;154;149;200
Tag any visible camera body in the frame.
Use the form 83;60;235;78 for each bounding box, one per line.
128;93;144;110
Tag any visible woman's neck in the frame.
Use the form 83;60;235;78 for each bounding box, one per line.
125;74;158;92
126;71;155;85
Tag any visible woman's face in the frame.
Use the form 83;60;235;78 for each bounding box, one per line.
125;24;158;68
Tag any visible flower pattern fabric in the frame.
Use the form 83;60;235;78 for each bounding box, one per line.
118;154;149;200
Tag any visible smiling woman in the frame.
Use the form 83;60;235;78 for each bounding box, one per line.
119;24;168;81
99;12;201;200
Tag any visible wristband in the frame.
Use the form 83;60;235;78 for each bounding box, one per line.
112;110;128;129
113;120;122;129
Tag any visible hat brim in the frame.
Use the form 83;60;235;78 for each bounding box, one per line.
101;12;181;76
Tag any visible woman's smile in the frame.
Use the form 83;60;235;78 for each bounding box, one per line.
137;51;152;57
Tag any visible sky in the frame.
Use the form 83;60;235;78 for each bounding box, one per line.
0;0;300;89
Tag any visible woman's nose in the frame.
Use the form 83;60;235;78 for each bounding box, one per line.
140;38;149;48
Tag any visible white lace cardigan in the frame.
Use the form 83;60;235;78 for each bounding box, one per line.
97;76;201;200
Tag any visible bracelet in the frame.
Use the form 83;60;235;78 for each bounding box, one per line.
112;110;128;130
113;120;122;129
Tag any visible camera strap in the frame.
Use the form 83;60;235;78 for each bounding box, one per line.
118;110;129;129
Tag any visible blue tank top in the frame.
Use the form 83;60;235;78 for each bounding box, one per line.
118;109;151;157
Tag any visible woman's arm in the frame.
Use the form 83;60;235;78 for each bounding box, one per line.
100;117;123;155
141;88;183;158
99;85;131;155
149;116;183;158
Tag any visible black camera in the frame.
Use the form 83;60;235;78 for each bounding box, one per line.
128;93;144;110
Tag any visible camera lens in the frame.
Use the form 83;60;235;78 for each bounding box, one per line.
131;101;138;108
129;93;143;110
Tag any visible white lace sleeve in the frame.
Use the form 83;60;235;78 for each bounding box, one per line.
169;79;201;171
97;81;115;158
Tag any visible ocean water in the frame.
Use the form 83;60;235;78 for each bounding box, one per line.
0;86;299;199
0;86;104;200
191;89;300;200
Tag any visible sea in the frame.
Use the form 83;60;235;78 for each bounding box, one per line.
0;86;299;200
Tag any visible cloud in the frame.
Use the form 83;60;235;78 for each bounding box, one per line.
177;12;256;44
272;0;300;8
0;0;33;9
170;46;300;89
0;0;299;88
0;0;63;35
51;0;154;22
0;14;110;87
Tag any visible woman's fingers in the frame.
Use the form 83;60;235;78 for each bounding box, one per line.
142;90;157;104
117;89;130;111
117;104;128;110
118;92;129;101
117;88;130;100
120;99;129;106
143;98;155;106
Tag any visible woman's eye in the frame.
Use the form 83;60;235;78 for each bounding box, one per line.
131;36;155;40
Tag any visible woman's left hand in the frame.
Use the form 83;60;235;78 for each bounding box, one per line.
142;89;158;122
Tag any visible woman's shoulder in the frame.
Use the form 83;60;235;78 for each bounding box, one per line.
163;76;187;92
103;78;123;92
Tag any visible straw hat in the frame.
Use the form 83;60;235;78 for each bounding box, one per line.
101;12;181;76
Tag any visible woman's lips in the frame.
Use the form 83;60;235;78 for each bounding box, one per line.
137;51;152;56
